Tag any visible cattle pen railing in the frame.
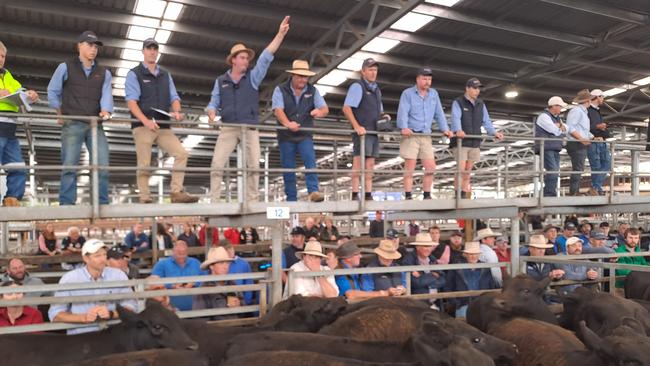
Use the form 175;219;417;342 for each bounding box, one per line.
0;272;268;335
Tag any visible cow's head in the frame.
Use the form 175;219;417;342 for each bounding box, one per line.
445;317;517;365
498;274;556;324
118;302;198;351
580;319;650;366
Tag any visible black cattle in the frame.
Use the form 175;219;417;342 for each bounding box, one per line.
182;318;259;365
59;349;209;366
580;319;650;365
624;271;650;300
259;294;348;332
342;296;431;314
560;287;650;337
1;302;198;366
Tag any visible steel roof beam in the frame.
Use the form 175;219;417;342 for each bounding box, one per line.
538;0;649;25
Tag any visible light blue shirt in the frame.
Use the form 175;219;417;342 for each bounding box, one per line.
151;256;203;311
566;105;592;141
343;81;384;111
396;86;449;133
47;60;114;112
206;49;274;111
48;266;137;335
124;63;181;104
450;97;496;135
271;83;327;110
536;110;564;136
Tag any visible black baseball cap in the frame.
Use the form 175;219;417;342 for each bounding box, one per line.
564;223;577;230
466;77;483;88
386;228;400;239
77;31;103;46
143;38;159;49
417;67;433;76
599;222;610;228
290;227;306;236
107;245;127;260
362;58;379;69
450;230;463;237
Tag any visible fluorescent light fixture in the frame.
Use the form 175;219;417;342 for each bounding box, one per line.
603;87;626;97
155;29;172;44
390;12;435;32
161;20;177;31
127;25;157;41
504;90;519;99
134;0;167;18
163;2;184;20
318;70;348;86
425;0;462;6
121;48;143;61
314;84;334;96
113;76;126;85
338;57;364;71
112;88;126;97
645;118;650;123
113;84;125;89
182;135;204;150
361;37;400;53
116;60;140;69
633;76;650;86
123;40;143;50
116;68;131;77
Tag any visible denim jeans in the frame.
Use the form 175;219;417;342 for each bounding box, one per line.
566;141;588;195
60;120;109;205
0;137;26;200
587;142;611;192
542;149;560;197
279;138;319;201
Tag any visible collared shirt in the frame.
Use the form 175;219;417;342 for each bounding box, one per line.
334;262;362;298
284;261;338;298
206;49;274;111
343;80;384;111
0;306;44;327
151;256;203;311
271;83;327;110
396;86;449;133
450;97;496;135
124;63;181;103
228;256;254;305
479;244;502;286
0;273;49;297
566;105;592;141
48;266;137;335
536;110;564;136
47;59;113;112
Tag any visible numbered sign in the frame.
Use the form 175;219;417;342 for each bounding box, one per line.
267;207;290;220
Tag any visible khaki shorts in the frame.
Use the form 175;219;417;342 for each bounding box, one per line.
452;146;481;162
400;135;435;160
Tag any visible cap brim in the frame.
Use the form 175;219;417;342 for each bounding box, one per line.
363;62;379;69
409;241;436;246
200;258;233;270
374;248;401;260
463;250;481;254
296;251;327;260
286;69;316;76
528;244;554;249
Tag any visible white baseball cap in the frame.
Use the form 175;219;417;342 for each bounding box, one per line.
590;89;604;97
82;239;107;256
547;96;568;107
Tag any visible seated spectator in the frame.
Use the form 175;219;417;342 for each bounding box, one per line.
285;241;339;298
599;222;616;249
615;228;647;288
336;235;351;247
222;227;241;245
38;223;60;256
219;241;254;305
555;237;598;295
448;231;464;263
614;222;629;249
543;224;559;255
444;242;498;318
477;228;503;286
584;230;615;254
239;226;259;244
193;247;241;320
165;223;177;242
579;221;592;245
369;211;384;238
303;216;321;241
494;236;511;279
283;227;306;269
48;239;137;334
1;258;47;297
0;280;44;327
177;223;200;247
429;226;451;264
361;240;406;295
61;226;86;254
151;223;174;250
319;217;340;242
151;240;202;311
334;242;390;300
123;223;149;252
555;222;577;254
401;233;445;296
524;234;565;282
107;245;139;279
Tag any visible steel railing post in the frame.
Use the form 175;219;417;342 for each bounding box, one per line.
90;117;99;219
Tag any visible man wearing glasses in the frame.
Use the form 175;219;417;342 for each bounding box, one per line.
586;89;610;196
449;77;503;199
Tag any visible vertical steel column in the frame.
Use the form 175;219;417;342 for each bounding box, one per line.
151;217;159;264
264;147;269;203
360;134;366;211
29;152;36;206
608;142;616;203
157;149;164;204
496;153;502;198
271;221;283;305
510;215;520;276
455;138;462;206
333;140;338;200
504;145;510;198
90;118;99;219
537;143;544;206
532;155;540;199
631;150;640;196
0;222;8;255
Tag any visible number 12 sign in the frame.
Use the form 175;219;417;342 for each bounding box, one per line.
266;207;290;220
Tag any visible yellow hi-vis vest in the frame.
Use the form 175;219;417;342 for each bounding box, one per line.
0;69;22;112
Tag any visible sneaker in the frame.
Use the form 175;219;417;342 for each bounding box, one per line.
171;191;199;203
308;192;324;202
139;197;153;204
2;197;19;207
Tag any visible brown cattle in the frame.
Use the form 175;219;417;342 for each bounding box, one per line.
58;349;209;366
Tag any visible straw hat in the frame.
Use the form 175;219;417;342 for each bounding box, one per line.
296;240;328;260
476;228;502;241
374;239;402;260
463;241;482;254
285;59;316;76
572;89;591;104
226;43;255;65
409;233;437;246
528;234;554;249
201;246;233;269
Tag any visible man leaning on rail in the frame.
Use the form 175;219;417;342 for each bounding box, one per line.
47;31;113;205
0;41;38;207
125;37;198;204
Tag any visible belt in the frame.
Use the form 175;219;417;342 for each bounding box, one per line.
593;137;605;141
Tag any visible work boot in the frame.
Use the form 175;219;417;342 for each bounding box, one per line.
139;197;153;204
587;187;599;196
171;191;199;203
308;191;324;202
2;197;19;207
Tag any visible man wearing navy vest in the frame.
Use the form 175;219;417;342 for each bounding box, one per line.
47;31;113;205
396;67;452;200
272;60;328;202
586;89;610;196
125;38;198;204
207;16;290;202
534;96;567;197
342;58;390;201
449;77;503;199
